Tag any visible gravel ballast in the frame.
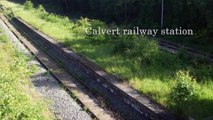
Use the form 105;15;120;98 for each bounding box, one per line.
0;19;92;120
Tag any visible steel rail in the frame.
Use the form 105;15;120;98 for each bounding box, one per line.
0;15;176;120
157;39;213;62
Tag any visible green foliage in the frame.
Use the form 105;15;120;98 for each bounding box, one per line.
112;36;136;55
129;38;159;65
24;0;33;10
0;30;51;120
72;17;110;44
86;20;110;44
72;17;91;35
62;17;71;25
1;1;212;119
37;4;46;14
60;0;212;29
44;13;59;23
0;71;45;120
36;6;57;23
0;5;14;19
59;0;213;53
0;34;8;43
113;37;159;66
36;4;71;26
169;71;197;116
170;71;197;104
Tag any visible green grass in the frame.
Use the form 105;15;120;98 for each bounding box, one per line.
0;27;53;119
0;34;8;43
1;1;213;119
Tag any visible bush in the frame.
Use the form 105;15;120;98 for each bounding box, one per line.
36;5;58;23
62;17;70;25
169;71;197;117
24;0;33;10
130;38;159;65
86;19;109;44
37;5;46;14
112;36;136;55
72;17;109;43
113;37;159;66
72;17;91;38
2;7;14;19
44;13;59;23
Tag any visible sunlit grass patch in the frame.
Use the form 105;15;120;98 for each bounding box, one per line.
0;34;8;43
0;27;53;119
130;77;171;105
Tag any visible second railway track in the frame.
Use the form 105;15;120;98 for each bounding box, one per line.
0;15;176;120
157;39;213;62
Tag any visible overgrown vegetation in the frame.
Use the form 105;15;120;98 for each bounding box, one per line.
23;0;33;10
0;28;52;119
56;0;213;53
0;1;213;119
169;71;197;118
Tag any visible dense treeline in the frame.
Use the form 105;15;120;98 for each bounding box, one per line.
55;0;213;43
55;0;212;28
16;0;213;51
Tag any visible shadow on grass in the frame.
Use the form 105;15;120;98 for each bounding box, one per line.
191;99;213;119
62;36;213;83
171;98;213;119
63;37;213;119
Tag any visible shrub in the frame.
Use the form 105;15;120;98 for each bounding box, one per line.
37;5;46;14
169;71;197;117
112;36;160;66
130;38;159;65
72;17;91;38
44;13;58;22
72;17;109;43
2;7;14;19
24;0;33;10
112;36;136;55
86;19;109;44
62;17;70;25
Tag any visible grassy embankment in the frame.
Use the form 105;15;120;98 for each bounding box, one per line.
0;24;53;119
0;1;212;119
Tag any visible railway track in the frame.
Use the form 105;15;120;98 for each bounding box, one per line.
157;38;213;62
0;16;114;120
0;15;176;120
